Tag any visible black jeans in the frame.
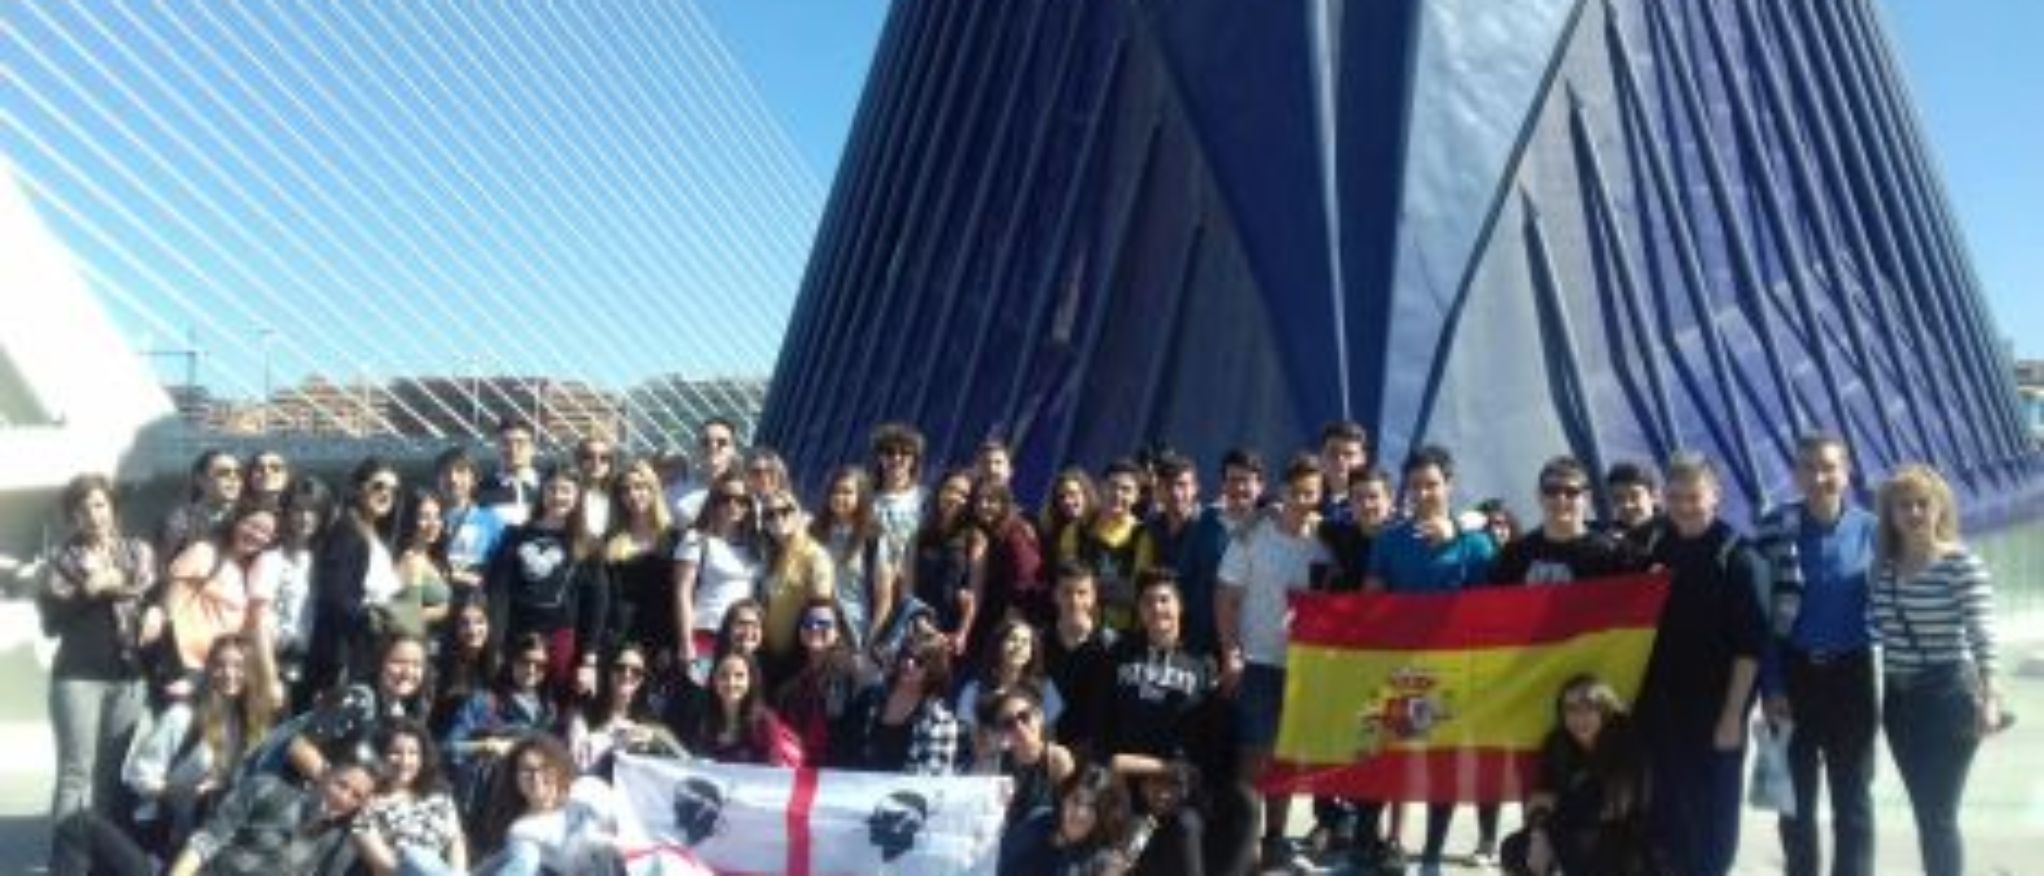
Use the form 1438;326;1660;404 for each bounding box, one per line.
1884;663;1981;876
51;810;155;876
1778;648;1877;876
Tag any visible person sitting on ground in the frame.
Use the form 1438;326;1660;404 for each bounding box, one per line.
1130;759;1207;876
845;633;962;775
443;633;561;817
681;650;803;767
122;634;277;855
350;720;467;876
772;598;874;767
1501;674;1649;876
567;642;681;775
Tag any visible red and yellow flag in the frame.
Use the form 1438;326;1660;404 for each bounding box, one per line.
1260;573;1669;802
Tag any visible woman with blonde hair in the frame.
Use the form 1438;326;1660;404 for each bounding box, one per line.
602;460;681;677
1872;463;2005;876
121;634;278;853
759;489;835;665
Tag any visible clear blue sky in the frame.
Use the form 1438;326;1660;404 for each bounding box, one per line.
705;0;2042;361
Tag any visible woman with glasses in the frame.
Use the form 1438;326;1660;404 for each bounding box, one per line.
466;735;623;874
1872;464;2005;876
759;490;835;668
485;468;605;697
810;466;896;651
245;451;292;509
443;633;561;820
351;720;466;875
846;634;962;775
903;469;987;658
566;643;680;774
157;449;245;563
672;471;762;668
39;474;155;868
773;598;874;766
958;617;1064;760
681;651;803;767
309;457;404;693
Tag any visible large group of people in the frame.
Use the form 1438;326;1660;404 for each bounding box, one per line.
33;415;2006;875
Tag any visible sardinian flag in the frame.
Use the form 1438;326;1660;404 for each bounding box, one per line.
613;755;1010;876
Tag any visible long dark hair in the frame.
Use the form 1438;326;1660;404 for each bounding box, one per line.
688;651;771;753
1539;674;1644;819
372;718;450;796
975;616;1046;691
582;642;654;729
341;456;399;545
1056;764;1133;849
394;487;449;569
477;733;575;854
280;476;334;553
811;465;880;546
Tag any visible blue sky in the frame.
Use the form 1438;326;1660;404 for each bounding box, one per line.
705;0;2042;360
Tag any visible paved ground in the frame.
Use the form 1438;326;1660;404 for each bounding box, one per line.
1;602;2038;875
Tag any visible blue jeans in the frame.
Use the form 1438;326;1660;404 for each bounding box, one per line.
47;677;144;871
1647;738;1744;876
1883;664;1980;876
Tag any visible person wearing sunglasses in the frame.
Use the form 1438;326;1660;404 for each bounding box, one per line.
845;634;961;775
671;471;763;668
757;490;835;666
772;598;873;766
443;634;561;817
984;685;1077;874
304;458;403;693
1489;456;1628;588
573;437;617;541
157;449;246;565
670;417;743;529
567;643;678;775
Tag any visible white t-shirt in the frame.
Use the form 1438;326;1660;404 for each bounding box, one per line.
1219;523;1330;667
674;529;762;633
873;485;927;558
361;537;402;608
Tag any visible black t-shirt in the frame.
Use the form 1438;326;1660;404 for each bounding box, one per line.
1315;520;1376;592
1102;636;1215;762
1045;626;1118;755
1490;530;1630;586
1637;520;1767;739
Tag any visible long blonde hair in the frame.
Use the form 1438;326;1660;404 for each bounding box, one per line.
604;460;673;562
1875;462;1961;564
196;634;276;781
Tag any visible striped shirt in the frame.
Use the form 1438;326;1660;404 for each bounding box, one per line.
1871;550;1997;681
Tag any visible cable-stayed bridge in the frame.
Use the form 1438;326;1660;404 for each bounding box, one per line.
2;0;820;512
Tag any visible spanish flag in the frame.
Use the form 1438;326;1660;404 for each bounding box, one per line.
1261;572;1669;802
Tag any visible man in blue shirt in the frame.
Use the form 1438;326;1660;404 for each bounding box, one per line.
1758;434;1878;876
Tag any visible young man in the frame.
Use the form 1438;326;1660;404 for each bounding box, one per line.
1639;452;1768;876
1217;447;1268;537
1217;454;1333;870
1361;445;1499;870
573;435;616;539
974;437;1015;492
1143;452;1229;655
673;417;742;527
478;416;541;527
1104;569;1218;780
1604;460;1665;564
1043;562;1118;758
1318;420;1370;520
1490;456;1628;585
1757;435;1877;876
435;447;505;592
869;421;928;553
1319;466;1395;592
1059;459;1149;633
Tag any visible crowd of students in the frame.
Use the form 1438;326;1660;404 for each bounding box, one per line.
33;415;2006;875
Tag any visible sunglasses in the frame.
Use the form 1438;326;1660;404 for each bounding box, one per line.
580;452;612;463
716;492;749;504
764;505;796;520
701;437;732;448
614;664;647;679
366;479;399;494
258;459;286;473
1540;482;1586;498
799;616;836;632
209;467;243;479
996;709;1034;731
515;656;549;671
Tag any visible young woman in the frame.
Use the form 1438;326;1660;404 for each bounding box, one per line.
309;458;403;693
39;474;155;858
160;503;280;692
845;634;962;775
431;595;499;738
1872;464;2006;876
157;449;244;562
957;617;1064;748
672;471;763;667
392;488;455;640
902;470;987;657
486;469;607;695
246;451;292;508
1129;760;1207;876
121;634;276;855
468;735;622;873
758;490;835;664
810;466;896;649
443;634;561;815
1041;765;1135;876
772;598;873;766
1501;675;1648;876
567;643;681;774
271;477;332;709
287;633;432;783
981;685;1076;826
602;461;681;678
975;481;1048;632
1038;468;1098;569
351;720;467;875
682;651;803;767
1058;461;1147;632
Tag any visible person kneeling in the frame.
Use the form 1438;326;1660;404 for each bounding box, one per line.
1502;675;1649;876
